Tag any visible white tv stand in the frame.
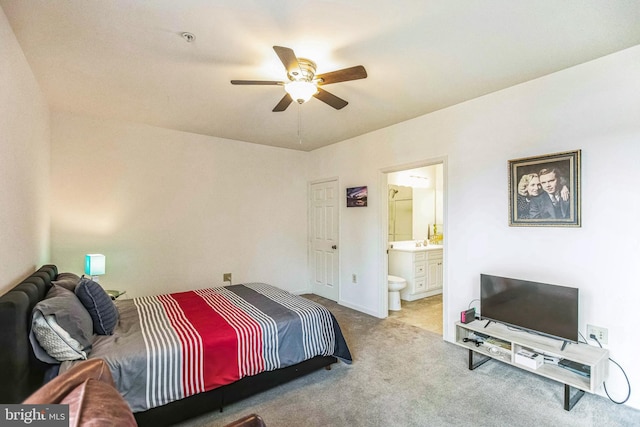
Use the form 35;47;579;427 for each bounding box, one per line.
455;320;609;411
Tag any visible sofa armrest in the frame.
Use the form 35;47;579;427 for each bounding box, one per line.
23;358;137;426
24;359;113;404
224;413;266;427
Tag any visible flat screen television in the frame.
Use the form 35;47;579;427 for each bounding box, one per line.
480;274;579;345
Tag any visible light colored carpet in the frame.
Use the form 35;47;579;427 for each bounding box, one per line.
177;295;640;427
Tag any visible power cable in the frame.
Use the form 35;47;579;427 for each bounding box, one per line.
590;335;631;405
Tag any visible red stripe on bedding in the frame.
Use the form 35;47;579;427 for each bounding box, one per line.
195;288;266;378
167;290;264;391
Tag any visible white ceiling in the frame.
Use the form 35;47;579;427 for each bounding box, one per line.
2;1;640;151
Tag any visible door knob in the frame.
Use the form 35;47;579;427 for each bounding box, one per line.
331;245;337;249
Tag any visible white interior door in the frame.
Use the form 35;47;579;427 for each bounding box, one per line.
310;179;339;301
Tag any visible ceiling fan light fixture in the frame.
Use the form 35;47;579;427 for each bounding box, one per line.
284;81;318;104
231;46;366;111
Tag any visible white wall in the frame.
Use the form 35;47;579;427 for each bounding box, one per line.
309;45;640;409
0;8;50;294
50;112;309;296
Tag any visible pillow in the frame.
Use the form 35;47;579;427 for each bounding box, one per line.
46;283;74;299
31;312;88;361
75;276;119;335
52;272;81;292
29;286;94;364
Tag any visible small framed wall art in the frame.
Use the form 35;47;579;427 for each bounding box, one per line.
508;150;581;227
346;186;368;207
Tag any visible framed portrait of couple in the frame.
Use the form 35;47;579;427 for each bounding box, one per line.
508;150;581;227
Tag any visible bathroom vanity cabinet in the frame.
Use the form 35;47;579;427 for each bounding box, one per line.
389;247;443;301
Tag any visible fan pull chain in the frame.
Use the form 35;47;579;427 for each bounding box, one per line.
297;104;303;144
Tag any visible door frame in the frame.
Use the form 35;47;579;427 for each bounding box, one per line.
308;177;340;300
378;157;448;334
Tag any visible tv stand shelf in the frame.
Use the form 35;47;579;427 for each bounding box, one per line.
455;320;609;411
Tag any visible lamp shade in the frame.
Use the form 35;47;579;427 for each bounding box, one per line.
85;254;106;276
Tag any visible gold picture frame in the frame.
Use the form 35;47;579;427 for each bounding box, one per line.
508;150;581;227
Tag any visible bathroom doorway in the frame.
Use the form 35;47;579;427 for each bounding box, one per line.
383;160;445;336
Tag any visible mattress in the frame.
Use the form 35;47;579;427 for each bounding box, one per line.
60;283;351;412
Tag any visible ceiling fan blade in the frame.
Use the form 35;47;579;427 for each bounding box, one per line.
313;88;348;110
273;94;293;112
316;65;367;85
231;80;283;85
273;46;303;77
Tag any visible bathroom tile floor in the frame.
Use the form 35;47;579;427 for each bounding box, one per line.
388;293;443;335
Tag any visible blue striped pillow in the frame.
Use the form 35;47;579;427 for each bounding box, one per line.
75;276;119;335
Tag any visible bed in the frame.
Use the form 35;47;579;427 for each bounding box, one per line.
0;265;351;426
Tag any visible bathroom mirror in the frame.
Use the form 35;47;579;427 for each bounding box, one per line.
388;164;443;243
388;185;413;241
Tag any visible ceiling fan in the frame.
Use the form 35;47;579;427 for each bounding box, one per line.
231;46;367;112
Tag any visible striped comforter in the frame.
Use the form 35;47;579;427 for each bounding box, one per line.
61;283;351;412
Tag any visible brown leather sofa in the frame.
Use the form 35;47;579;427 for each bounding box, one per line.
23;359;137;426
23;359;266;427
224;414;267;427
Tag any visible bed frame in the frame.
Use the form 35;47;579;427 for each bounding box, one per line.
0;265;338;426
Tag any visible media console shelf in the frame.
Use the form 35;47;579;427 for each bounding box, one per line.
455;320;609;411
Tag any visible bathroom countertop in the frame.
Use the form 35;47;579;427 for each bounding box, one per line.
388;245;442;252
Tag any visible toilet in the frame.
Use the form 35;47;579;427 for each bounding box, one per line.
388;275;407;311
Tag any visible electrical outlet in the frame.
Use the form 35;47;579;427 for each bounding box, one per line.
352;274;357;283
587;324;608;344
223;273;232;283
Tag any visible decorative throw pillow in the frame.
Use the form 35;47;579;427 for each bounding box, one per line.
29;286;94;364
52;272;81;292
75;276;119;335
31;312;88;361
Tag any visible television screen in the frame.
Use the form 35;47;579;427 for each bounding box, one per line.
480;274;579;343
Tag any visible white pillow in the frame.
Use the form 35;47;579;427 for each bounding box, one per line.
32;311;88;361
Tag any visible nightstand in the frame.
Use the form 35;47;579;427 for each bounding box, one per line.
106;290;126;300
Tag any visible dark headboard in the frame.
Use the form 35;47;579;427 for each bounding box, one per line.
0;265;57;403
